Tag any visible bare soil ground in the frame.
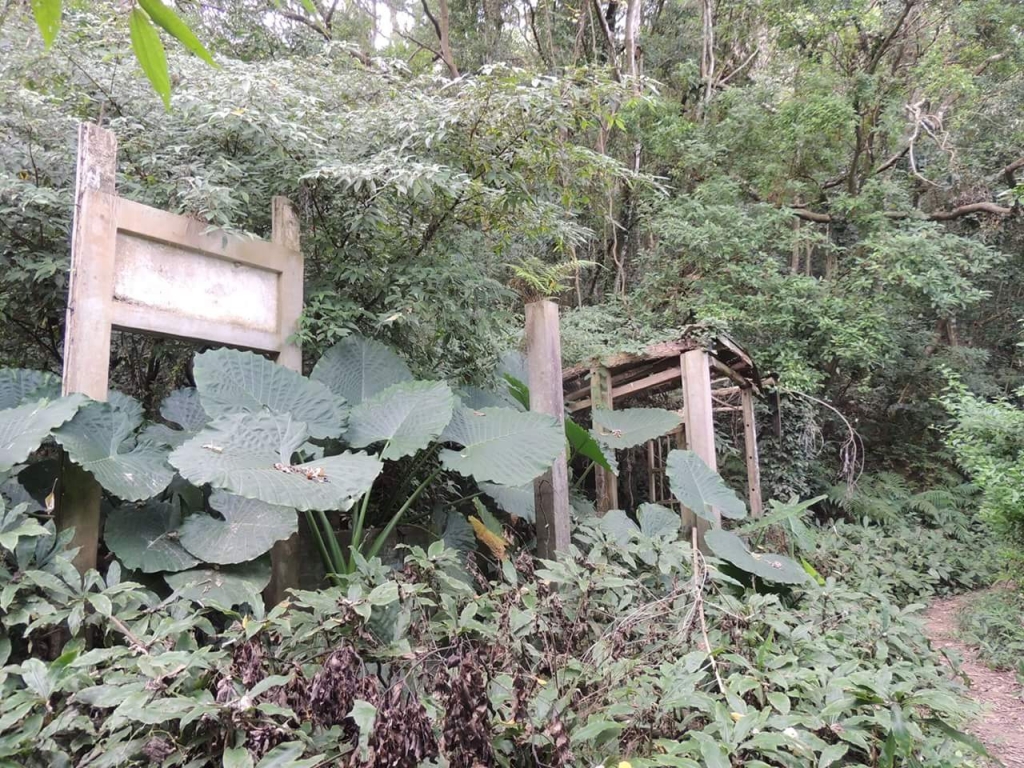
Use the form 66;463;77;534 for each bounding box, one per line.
925;591;1024;767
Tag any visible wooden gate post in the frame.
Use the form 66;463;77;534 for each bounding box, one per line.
265;197;304;603
740;387;763;517
526;300;571;558
589;365;618;513
58;123;119;573
680;349;720;545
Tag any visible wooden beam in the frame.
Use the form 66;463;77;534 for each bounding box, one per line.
709;356;750;390
590;365;618;514
741;388;763;517
526;301;572;558
680;349;719;545
266;197;304;604
58;123;118;574
567;365;683;412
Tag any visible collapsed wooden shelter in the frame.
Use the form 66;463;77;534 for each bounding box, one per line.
561;328;771;531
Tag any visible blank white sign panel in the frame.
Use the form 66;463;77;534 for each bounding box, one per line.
112;233;278;333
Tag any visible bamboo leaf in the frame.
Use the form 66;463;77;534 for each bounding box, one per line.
129;8;172;109
137;0;217;66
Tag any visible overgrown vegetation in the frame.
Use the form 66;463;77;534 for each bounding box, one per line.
0;494;1000;766
1;0;1023;762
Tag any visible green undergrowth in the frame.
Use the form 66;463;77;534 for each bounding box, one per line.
0;496;1001;768
957;586;1024;676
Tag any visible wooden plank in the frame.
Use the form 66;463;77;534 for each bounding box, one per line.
526;301;571;558
567;365;683;412
590;365;618;514
741;388;763;517
709;356;750;390
58;123;118;574
111;302;282;353
116;197;289;273
266;197;304;604
680;349;719;546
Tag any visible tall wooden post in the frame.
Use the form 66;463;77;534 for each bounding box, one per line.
680;349;719;544
740;388;763;517
526;300;571;558
58;124;119;573
265;197;304;603
590;365;618;513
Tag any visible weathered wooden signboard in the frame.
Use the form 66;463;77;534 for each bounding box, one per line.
60;123;303;599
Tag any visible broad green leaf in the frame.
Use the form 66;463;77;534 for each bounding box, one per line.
194;349;346;440
592;407;682;450
570;717;624;745
636;502;681;539
104;501;199;573
479;482;535;522
818;743;849;768
0;369;60;409
137;0;217;66
704;529;809;584
141;388;210;449
565;418;612;471
599;509;638;545
54;401;174;501
30;0;62;49
665;449;746;521
346;380;454;460
0;502;49;551
129;8;172;110
165;558;270;610
161;387;209;432
223;747;255;768
179;490;297;565
0;395;85;473
256;742;321;768
439;407;563;486
923;717;997;760
311;335;412;406
170;412;382;512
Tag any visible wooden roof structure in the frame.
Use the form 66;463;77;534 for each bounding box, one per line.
560;327;771;530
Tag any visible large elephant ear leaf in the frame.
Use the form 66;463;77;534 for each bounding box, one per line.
0;369;60;409
479;482;535;522
636;503;681;540
665;449;746;521
592;408;682;450
0;395;86;473
170;412;382;512
194;348;346;440
179;491;296;565
346;381;455;460
439;407;563;486
165;558;271;611
311;335;413;406
141;388;210;448
53;401;174;500
105;501;199;573
161;388;208;432
704;528;809;585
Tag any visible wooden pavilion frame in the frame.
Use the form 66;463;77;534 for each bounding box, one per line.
561;329;769;531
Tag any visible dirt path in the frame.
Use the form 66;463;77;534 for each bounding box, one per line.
925;591;1024;767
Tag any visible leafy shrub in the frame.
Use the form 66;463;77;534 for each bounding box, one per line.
957;587;1024;675
940;376;1024;566
808;515;1000;605
0;497;994;767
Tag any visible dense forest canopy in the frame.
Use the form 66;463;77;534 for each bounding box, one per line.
2;0;1021;501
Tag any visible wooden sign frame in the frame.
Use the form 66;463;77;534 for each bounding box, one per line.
59;123;303;600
